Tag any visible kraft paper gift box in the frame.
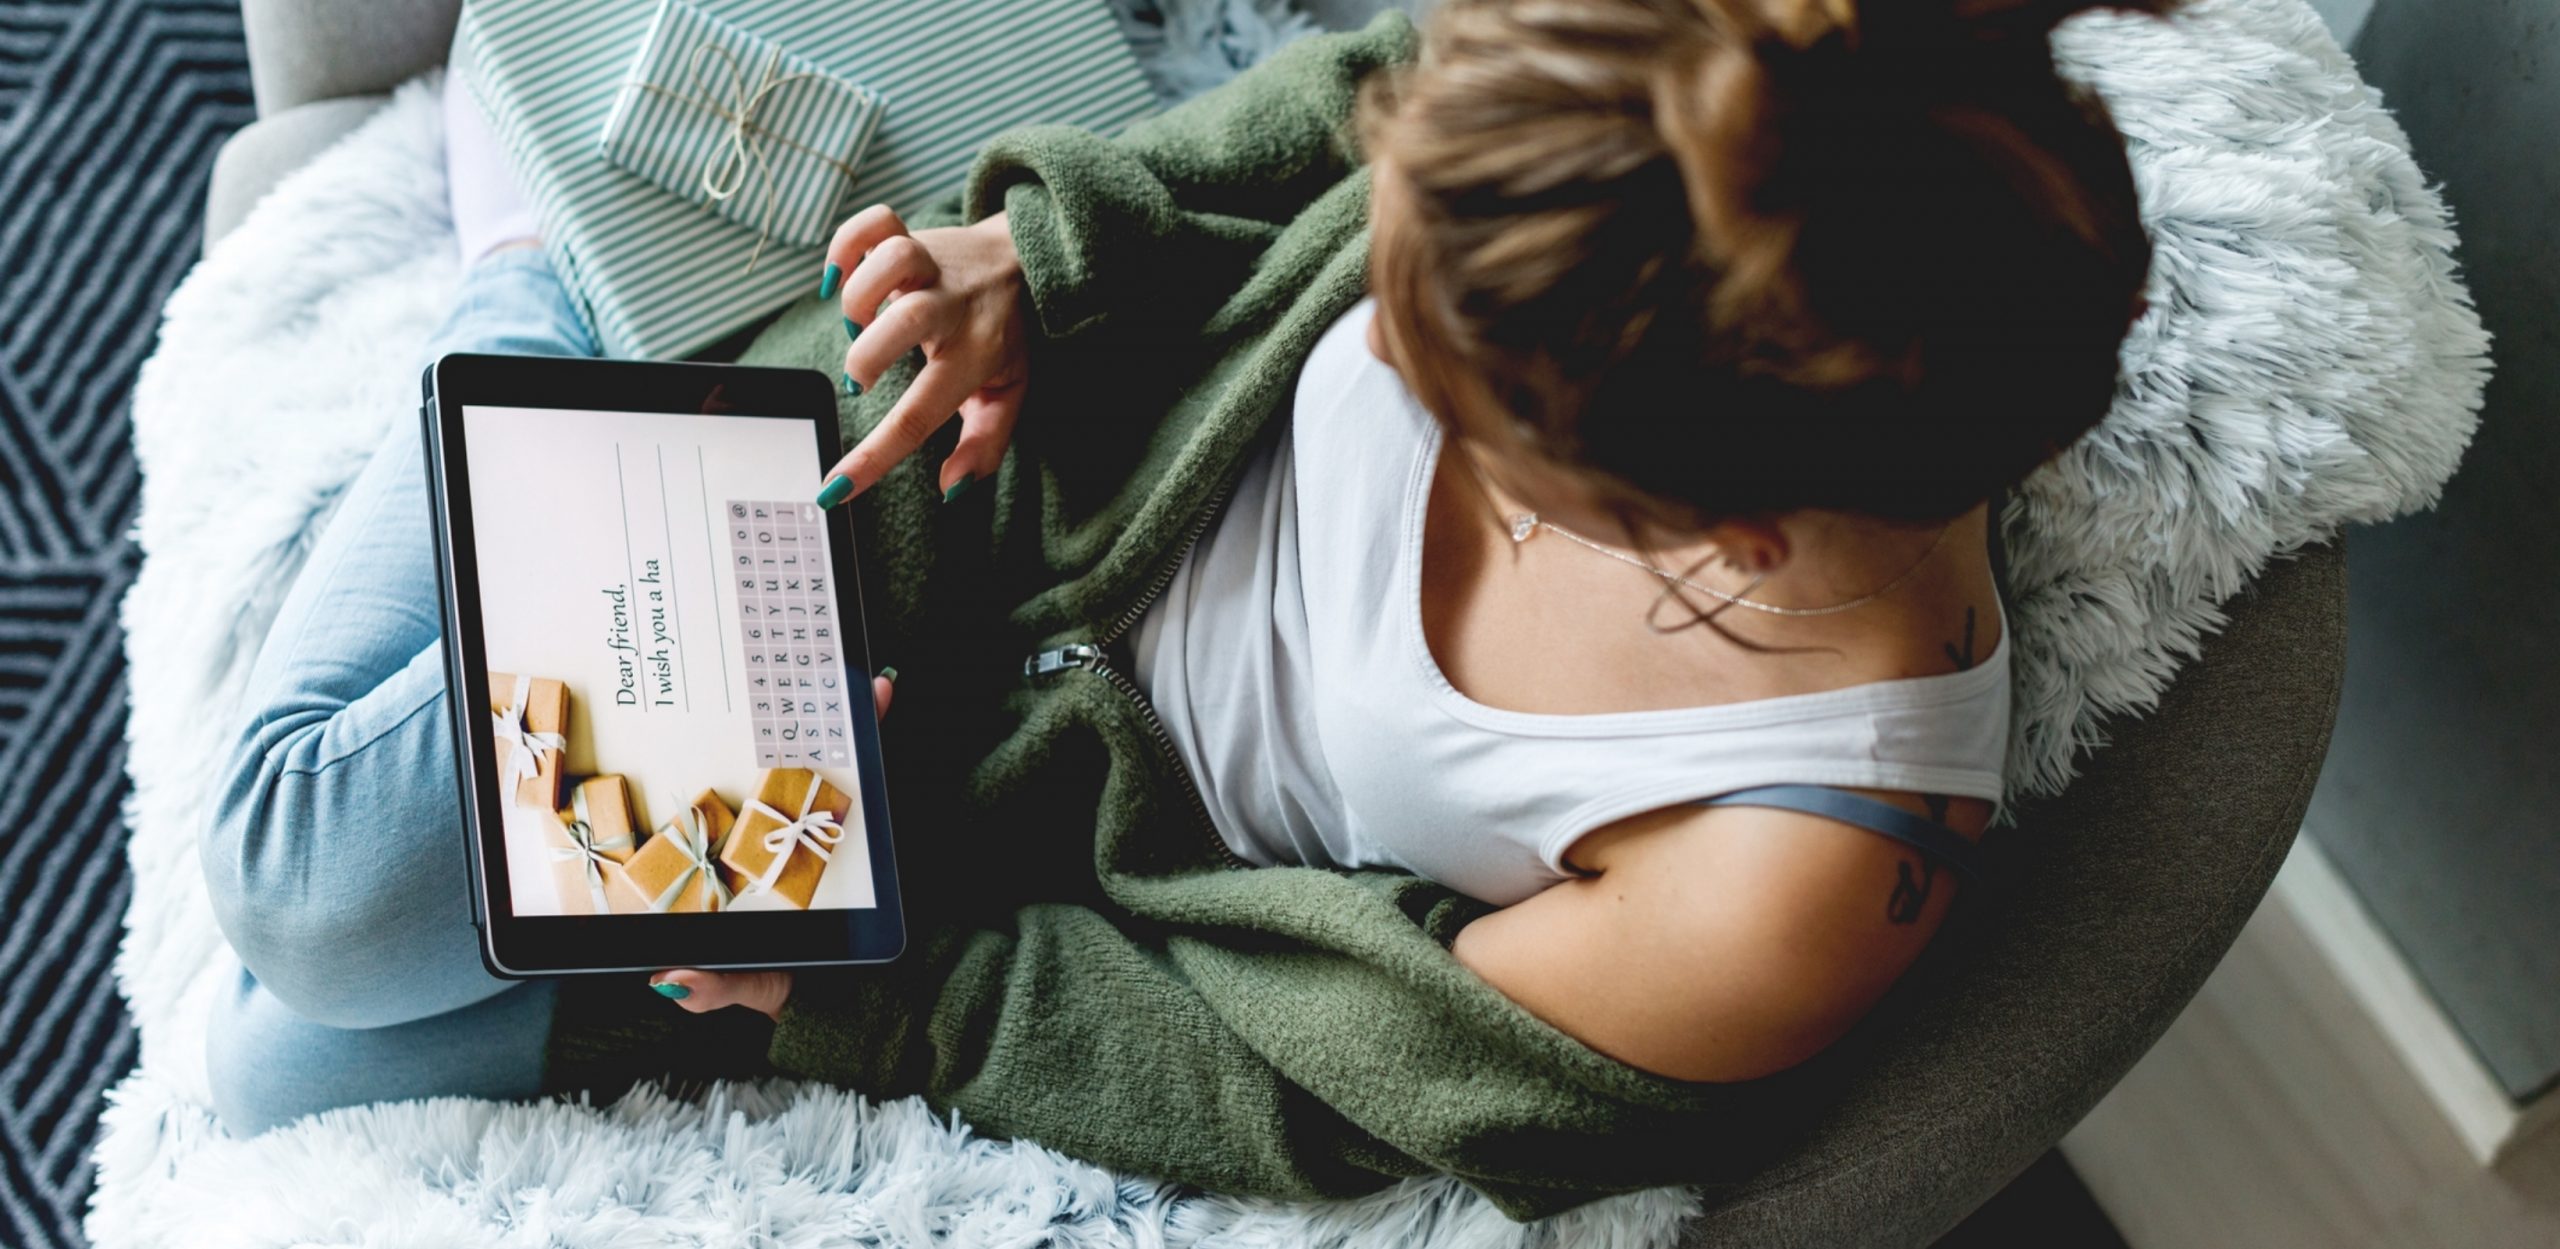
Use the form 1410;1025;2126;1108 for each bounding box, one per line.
544;774;645;915
490;671;569;810
454;0;1157;360
598;0;886;263
719;766;850;909
619;788;739;913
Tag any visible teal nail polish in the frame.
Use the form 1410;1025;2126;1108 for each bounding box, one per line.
878;666;900;684
841;372;862;397
818;263;841;300
942;475;974;504
843;316;860;341
651;981;691;1000
816;474;853;508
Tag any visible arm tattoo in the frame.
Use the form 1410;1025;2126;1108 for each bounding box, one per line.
1887;860;1939;925
1885;792;1953;925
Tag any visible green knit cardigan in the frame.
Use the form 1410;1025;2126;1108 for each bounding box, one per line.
545;13;1832;1220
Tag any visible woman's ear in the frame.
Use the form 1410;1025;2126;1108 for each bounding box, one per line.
1699;517;1788;574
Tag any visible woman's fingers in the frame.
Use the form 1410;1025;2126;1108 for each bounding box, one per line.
838;234;939;329
944;384;1025;495
649;968;792;1021
813;207;1030;505
840;288;950;391
824;355;981;495
822;204;909;285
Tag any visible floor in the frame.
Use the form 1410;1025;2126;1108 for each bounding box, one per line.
2063;852;2560;1248
0;2;253;1246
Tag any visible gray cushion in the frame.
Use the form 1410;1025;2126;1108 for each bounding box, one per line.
205;97;389;246
243;0;460;116
1680;540;2345;1246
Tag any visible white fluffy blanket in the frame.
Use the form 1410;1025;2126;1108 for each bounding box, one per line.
95;0;2483;1244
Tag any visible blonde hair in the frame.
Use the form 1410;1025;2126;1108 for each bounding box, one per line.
1360;0;2169;525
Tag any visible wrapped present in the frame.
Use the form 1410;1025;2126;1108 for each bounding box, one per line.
490;671;569;810
719;766;850;909
620;789;739;913
455;0;1157;359
544;775;644;915
599;0;887;270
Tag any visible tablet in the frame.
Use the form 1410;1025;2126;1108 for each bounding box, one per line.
421;352;904;977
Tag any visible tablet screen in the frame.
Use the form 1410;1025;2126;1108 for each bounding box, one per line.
461;403;876;918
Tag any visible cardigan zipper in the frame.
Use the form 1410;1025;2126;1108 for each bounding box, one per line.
1022;475;1251;870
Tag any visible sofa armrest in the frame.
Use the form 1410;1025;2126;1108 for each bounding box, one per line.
243;0;461;116
205;97;391;246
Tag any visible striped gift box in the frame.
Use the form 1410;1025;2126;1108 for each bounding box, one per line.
598;0;888;257
456;0;1159;361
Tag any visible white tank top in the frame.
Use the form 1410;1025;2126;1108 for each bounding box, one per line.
1129;299;2013;906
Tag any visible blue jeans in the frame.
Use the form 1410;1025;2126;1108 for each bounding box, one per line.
202;250;597;1134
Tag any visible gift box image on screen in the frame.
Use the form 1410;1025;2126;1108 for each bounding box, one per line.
468;403;877;916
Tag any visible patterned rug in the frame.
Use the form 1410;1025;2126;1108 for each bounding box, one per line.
0;2;251;1246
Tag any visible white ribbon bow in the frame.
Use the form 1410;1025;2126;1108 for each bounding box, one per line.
548;785;633;914
646;804;736;913
492;673;564;799
638;41;861;275
738;775;845;902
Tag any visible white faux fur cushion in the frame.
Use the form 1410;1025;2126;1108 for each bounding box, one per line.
2014;0;2487;795
98;0;2483;1244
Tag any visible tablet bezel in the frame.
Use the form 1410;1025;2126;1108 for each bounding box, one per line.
421;351;905;977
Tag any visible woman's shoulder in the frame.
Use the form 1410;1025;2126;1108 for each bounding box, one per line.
1292;298;1432;436
1460;786;1990;1082
1300;299;1385;392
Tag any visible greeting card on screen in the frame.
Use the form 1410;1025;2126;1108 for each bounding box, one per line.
463;403;875;917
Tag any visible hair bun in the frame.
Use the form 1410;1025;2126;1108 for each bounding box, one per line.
1730;0;2181;178
1364;0;2170;523
1854;0;2177;58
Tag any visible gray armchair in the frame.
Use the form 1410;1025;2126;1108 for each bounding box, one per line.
202;1;2348;1242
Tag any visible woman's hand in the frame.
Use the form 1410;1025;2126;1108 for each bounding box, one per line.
816;204;1029;504
648;670;897;1021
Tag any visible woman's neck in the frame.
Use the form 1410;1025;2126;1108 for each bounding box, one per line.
1710;510;1963;615
1454;442;1972;624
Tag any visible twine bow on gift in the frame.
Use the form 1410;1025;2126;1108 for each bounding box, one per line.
550;785;633;914
634;41;862;275
646;804;735;913
492;674;564;800
738;779;845;900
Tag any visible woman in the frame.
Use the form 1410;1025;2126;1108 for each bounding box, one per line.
204;0;2159;1215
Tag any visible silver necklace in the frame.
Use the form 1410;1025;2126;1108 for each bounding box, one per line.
1503;510;1953;618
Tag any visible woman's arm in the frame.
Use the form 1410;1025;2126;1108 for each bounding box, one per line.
662;795;1984;1217
735;819;1767;1217
672;787;1988;1085
1454;792;1992;1083
660;761;1986;1215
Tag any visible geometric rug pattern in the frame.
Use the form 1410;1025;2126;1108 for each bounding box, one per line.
0;2;251;1245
